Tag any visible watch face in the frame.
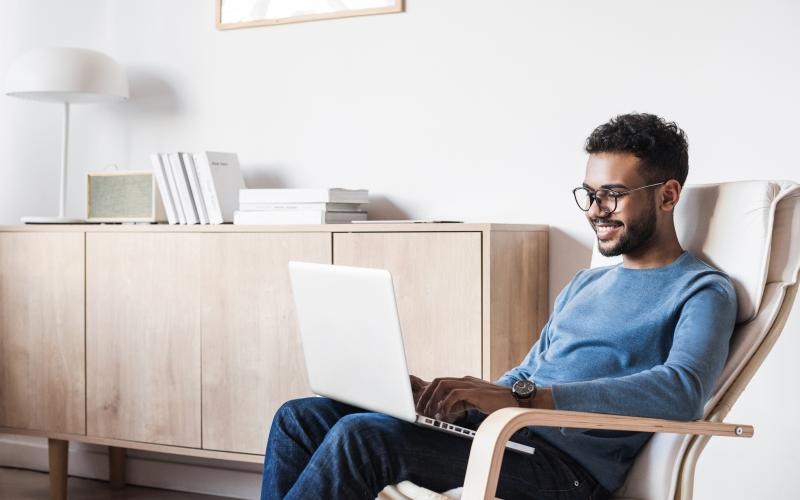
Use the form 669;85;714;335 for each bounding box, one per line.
512;380;535;398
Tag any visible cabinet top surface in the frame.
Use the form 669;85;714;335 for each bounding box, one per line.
0;223;548;233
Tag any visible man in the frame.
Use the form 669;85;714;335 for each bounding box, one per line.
260;113;738;500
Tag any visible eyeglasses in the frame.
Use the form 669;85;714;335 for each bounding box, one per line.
572;182;665;214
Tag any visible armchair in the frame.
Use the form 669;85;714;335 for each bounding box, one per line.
381;180;800;500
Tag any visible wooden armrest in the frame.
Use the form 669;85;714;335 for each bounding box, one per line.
460;408;753;500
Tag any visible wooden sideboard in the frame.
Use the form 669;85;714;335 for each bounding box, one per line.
0;223;548;496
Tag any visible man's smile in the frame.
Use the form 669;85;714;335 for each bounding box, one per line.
592;219;623;240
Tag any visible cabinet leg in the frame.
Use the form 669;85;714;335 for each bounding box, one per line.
47;438;68;500
108;446;126;489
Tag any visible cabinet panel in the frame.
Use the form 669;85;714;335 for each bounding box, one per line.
87;233;205;447
333;232;482;380
201;233;330;454
0;232;85;434
87;232;330;453
486;230;549;381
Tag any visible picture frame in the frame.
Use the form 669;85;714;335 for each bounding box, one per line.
216;0;404;30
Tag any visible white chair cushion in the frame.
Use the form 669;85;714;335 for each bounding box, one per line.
378;482;478;500
766;184;800;284
591;180;800;323
600;180;800;499
611;433;692;500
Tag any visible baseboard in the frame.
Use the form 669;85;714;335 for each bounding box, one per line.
0;434;262;499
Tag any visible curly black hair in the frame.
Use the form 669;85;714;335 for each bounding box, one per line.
585;113;689;186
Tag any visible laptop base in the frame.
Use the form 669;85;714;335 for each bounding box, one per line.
415;415;535;455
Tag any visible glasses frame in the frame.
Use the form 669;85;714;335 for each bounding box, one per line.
572;182;666;214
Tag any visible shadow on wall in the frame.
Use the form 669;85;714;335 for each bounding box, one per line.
123;67;182;116
365;196;410;220
90;67;181;170
243;166;289;189
549;227;593;308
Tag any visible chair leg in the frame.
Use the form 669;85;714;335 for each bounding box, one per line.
47;438;68;500
108;446;126;489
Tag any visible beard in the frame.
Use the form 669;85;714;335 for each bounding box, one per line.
596;201;657;257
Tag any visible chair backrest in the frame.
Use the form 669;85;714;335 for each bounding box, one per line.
589;180;800;500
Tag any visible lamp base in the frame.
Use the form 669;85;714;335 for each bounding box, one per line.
22;216;86;224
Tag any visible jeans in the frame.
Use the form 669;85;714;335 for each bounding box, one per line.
261;397;609;500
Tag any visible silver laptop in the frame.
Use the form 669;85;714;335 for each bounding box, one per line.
288;261;534;455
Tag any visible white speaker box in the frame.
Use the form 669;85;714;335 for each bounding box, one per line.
86;171;166;223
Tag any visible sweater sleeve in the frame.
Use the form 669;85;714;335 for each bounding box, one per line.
550;282;737;421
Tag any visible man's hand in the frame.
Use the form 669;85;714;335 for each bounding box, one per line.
414;376;516;423
410;375;430;405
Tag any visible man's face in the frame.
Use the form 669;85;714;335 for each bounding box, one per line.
582;153;659;257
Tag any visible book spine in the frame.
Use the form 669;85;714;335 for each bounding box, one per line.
182;153;208;225
151;154;178;224
194;152;223;224
162;153;187;224
211;153;244;223
237;202;365;212
169;153;198;224
233;210;366;225
326;212;368;223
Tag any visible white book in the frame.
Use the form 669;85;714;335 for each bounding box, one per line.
150;154;178;225
239;188;369;205
237;202;366;213
233;210;368;225
162;153;187;224
181;152;209;225
193;152;245;224
168;153;198;224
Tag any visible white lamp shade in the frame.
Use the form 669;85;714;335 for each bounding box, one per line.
5;47;129;103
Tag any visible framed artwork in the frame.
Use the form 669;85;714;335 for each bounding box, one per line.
216;0;404;30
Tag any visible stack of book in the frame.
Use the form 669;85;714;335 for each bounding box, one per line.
234;188;369;224
151;152;245;224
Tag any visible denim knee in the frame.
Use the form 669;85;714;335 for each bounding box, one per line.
276;396;335;417
327;413;404;448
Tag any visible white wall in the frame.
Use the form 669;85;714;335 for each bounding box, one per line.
1;0;799;498
0;0;111;223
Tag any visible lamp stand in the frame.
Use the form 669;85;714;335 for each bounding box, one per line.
22;102;84;224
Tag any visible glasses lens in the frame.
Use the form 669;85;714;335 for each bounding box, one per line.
574;188;593;211
595;189;614;213
573;188;616;213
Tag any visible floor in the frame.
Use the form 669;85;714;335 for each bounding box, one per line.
0;467;236;500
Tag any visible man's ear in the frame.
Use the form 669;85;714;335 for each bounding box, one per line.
660;180;682;212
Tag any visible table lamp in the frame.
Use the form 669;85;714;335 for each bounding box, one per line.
5;47;129;223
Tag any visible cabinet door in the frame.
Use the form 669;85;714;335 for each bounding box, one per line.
0;232;85;434
87;233;205;447
333;232;482;380
201;233;330;454
86;232;329;452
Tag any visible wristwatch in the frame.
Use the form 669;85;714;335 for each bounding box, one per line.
511;380;537;408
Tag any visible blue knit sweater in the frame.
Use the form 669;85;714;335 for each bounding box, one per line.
497;251;737;492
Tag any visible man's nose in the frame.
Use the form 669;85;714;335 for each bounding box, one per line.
587;199;609;219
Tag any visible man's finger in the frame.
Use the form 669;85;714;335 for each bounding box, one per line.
437;389;472;423
416;377;457;414
416;376;487;416
423;379;475;417
409;375;428;391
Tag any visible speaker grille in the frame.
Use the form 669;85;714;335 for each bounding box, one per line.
88;173;153;219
